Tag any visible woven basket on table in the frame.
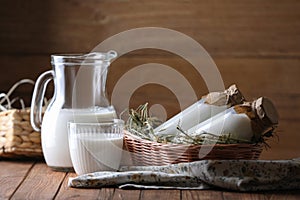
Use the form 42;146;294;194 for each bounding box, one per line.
0;108;43;158
124;131;264;166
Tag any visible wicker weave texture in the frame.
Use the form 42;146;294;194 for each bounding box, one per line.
0;109;43;158
124;131;263;166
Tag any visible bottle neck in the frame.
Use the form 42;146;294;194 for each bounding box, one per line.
53;64;110;109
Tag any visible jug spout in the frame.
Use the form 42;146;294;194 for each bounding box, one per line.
107;50;118;61
84;50;117;62
76;50;117;67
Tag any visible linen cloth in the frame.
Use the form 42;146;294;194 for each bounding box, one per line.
68;158;300;191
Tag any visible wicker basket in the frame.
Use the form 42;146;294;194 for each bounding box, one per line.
0;108;43;158
124;131;263;166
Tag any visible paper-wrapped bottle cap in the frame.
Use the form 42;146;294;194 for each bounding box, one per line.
205;84;245;106
225;84;245;106
253;97;279;127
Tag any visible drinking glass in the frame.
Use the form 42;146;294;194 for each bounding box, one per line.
68;119;124;175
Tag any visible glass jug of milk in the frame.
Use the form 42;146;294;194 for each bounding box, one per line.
30;51;118;171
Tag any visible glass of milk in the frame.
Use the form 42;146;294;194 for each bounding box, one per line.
68;119;124;175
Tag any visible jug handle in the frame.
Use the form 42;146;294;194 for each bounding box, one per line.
30;70;54;131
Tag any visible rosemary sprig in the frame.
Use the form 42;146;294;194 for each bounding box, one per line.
126;103;157;141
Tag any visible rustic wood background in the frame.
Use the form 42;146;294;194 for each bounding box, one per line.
0;0;299;159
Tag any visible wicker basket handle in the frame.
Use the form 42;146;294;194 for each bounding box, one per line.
30;70;54;131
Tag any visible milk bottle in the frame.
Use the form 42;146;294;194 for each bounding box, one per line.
154;84;245;136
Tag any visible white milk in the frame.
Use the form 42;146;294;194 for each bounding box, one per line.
187;107;253;142
154;99;227;136
69;133;123;175
41;107;116;169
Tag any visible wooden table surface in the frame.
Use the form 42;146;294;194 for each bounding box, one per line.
0;159;299;200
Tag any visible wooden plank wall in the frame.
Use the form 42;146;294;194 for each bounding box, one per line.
0;0;299;159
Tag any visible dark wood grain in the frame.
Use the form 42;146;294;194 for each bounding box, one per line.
266;190;300;200
222;192;267;200
0;55;52;107
112;189;140;200
0;0;299;57
98;188;115;200
182;190;223;200
10;162;66;200
0;161;34;200
0;0;299;199
141;190;181;200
